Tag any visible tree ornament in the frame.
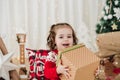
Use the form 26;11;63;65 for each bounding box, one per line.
113;54;120;68
103;27;106;29
103;16;108;20
0;52;18;80
111;23;118;30
95;60;106;80
115;0;119;5
114;8;120;20
108;14;113;19
105;6;109;14
108;0;112;14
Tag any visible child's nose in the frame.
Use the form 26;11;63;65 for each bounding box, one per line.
64;37;68;41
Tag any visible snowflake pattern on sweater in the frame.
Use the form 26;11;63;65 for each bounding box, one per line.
26;49;58;80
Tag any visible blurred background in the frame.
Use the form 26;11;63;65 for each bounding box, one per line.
0;0;105;57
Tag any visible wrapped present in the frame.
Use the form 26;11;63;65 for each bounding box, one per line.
96;31;120;58
57;44;100;80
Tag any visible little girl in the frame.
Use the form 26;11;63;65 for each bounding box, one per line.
44;23;78;80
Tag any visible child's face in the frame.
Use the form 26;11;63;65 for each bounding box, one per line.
55;27;73;51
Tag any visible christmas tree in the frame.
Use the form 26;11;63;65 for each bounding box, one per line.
96;0;120;34
95;1;120;80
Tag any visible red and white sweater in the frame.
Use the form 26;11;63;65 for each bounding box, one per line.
27;49;60;80
44;50;60;80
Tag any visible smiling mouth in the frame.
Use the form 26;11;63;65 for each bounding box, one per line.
63;44;69;47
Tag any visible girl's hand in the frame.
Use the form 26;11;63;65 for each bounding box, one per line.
57;65;71;79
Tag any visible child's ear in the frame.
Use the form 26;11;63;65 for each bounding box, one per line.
0;37;8;55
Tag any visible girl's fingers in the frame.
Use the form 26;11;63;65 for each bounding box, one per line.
64;71;71;79
63;66;71;79
64;68;69;72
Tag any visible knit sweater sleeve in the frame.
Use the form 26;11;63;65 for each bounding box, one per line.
44;61;59;79
44;51;60;80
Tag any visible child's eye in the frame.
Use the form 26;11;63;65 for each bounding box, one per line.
67;36;72;38
59;36;63;38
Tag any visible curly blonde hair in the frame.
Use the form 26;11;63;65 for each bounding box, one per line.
47;23;78;50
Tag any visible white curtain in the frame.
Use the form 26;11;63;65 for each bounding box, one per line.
0;0;105;56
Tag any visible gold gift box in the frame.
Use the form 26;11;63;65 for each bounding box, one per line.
57;44;100;80
96;31;120;58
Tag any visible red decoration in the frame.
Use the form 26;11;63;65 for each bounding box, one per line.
113;68;120;74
